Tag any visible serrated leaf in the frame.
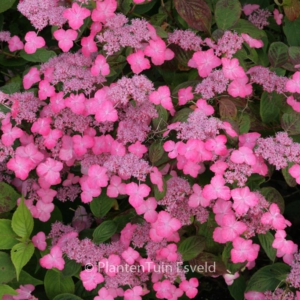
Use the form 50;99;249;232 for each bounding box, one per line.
0;219;18;249
228;276;246;300
258;232;276;262
53;294;83;300
20;48;56;63
152;105;169;131
215;0;241;30
149;140;164;165
238;114;250;134
171;107;193;123
219;98;237;120
0;0;17;13
44;270;75;300
281;111;300;135
0;182;20;214
284;0;300;21
90;190;116;218
9;270;43;288
0;76;22;95
178;236;206;261
174;0;212;33
246;263;290;292
0;285;18;298
260;92;283;123
62;258;81;278
11;242;34;281
260;187;285;213
232;19;266;39
288;46;300;66
283;16;300;46
0;252;16;284
93;220;117;244
268;42;289;68
12;198;34;239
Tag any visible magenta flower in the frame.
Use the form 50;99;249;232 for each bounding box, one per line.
32;232;47;251
188;184;210;208
178;86;193;105
95;101;118;122
154;211;181;238
7;156;32;180
179;278;199;299
36;158;63;186
135;197;158;223
221;57;246;80
202;175;231;201
91;54;110;76
228;76;253;98
231;186;258;215
230;146;257;165
63;2;91;30
40;245;65;270
80;267;104;291
231;237;260;263
149;86;175;115
124;286;143;300
8;35;24;52
261;203;291;230
94;287;114;300
91;0;117;23
121;247;140;265
23;67;40;90
24;31;45;54
53;29;77;52
127;50;151;74
31;117;52;136
126;182;151;208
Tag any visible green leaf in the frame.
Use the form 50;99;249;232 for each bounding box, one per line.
0;76;22;95
90;191;116;218
20;48;56;63
10;270;43;288
118;0;132;14
258;232;276;262
288;46;300;65
53;294;83;300
44;270;75;300
178;236;206;261
0;219;18;249
0;285;18;298
268;42;289;68
260;92;283;123
232;19;266;39
228;276;246;300
11;242;34;281
283;16;300;46
93;220;117;244
246;263;290;292
174;0;212;33
0;252;16;284
0;182;20;214
282;162;297;187
0;0;17;13
260;187;285;213
281;111;300;135
215;0;241;30
152;105;169;131
171;108;193;123
238;114;250;134
134;0;157;14
12;197;34;239
222;243;246;274
153;176;167;200
62;258;81;278
149;140;164;165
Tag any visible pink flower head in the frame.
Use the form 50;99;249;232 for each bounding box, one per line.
91;54;110;76
32;231;47;251
128;141;148;158
95;287;114;300
230;146;257;165
205;135;228;156
272;230;296;254
150;167;163;192
149;85;175;115
244;291;265;300
241;33;264;48
243;4;259;16
24;31;45;54
63;2;91;30
222;121;238;137
178;86;194;105
1;123;23;146
188;49;221;78
38;80;55;100
144;38;174;66
111;140;126;157
287;95;300;113
40;245;65;270
50;92;65;113
213;199;234;226
231;237;260;263
188;184;210;208
53;29;78;52
124;286;143;300
289;164;300;184
23;67;40;90
202;175;231;201
127;50;151;74
154;211;181;238
261;203;291;230
81;35;98;57
179;278;199;299
135;197;158;223
91;0;117;23
210;161;228;175
36;158;63;186
31;117;52;136
239;132;261;148
99;254;121;277
221;58;246;80
274;9;283;25
95;101;118;122
223;272;239;286
231;186;259;215
36;188;57;204
228;76;253;98
65;93;86;115
126;182;151;208
72;134;94;156
80;267;104;291
122;247;140;265
157;243;178;262
286;72;300;93
195;99;215;115
44;129;63;149
120;223;137;247
16;143;44;169
107;175;126;197
35;199;54;222
153;280;173;299
8;35;24;52
7;156;32;180
13;284;35;300
88;164;108;188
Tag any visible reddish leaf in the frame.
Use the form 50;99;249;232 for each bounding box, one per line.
174;0;212;33
284;0;300;21
219;98;237;120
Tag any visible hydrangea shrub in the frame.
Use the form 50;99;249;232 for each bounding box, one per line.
0;0;300;299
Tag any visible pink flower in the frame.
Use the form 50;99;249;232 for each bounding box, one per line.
228;76;253;98
135;197;158;223
31;117;52;136
122;247;140;265
91;54;110;76
80;267;104;291
50;92;65;113
35;200;54;222
239;132;261;148
289;164;300;184
157;244;178;262
126;182;151;208
32;232;47;251
95;101;118;122
273;9;283;25
210;161;228;175
36;188;57;204
202;175;231;201
287;95;300;113
272;230;296;254
72;135;94;156
53;29;78;52
36;158;63;186
223;272;239;286
153;280;173;299
230;146;257;165
99;254;121;277
195;99;215;115
24;31;45;54
144;38;174;66
178;87;193;105
107;175;126;197
128;141;147;158
150;167;163;192
231;237;260;263
179;278;199;299
243;4;259;16
188;49;221;78
242;33;264;48
81;35;98;57
127;50;151;74
91;0;117;23
87;164;108;188
261;203;291;230
44;129;63;149
8;35;24;52
124;286;143;300
40;245;65;270
63;2;91;30
244;291;265;300
7;156;32;180
1;123;23;146
154;211;181;238
188;184;210;208
231;186;258;215
23;67;40;90
221;58;246;80
205;135;228;156
15;143;44;169
38;80;55;100
286;72;300;93
149;86;175;115
65;93;86;115
213;199;234;226
13;284;35;300
95;287;114;300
